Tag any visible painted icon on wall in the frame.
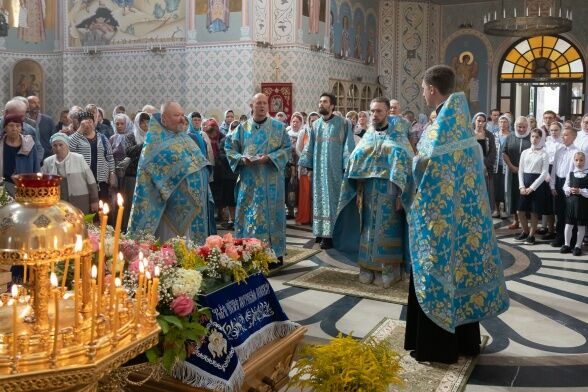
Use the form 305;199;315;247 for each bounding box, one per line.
11;59;43;103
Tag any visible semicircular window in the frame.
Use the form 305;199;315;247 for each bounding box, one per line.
500;35;584;80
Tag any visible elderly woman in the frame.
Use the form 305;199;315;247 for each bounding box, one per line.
473;113;497;212
492;115;511;217
502;116;532;230
355;111;369;139
0;114;39;194
41;133;99;214
286;113;304;219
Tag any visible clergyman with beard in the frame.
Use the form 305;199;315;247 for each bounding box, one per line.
333;97;413;287
299;92;355;249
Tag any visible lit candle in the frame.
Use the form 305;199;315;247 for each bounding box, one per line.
549;7;552;16
118;251;124;282
11;285;18;361
97;203;109;314
538;7;541;16
51;273;59;358
494;10;497;20
151;266;160;313
559;8;562;17
514;8;516;18
112;194;124;282
73;235;82;334
135;261;145;326
90;265;97;343
113;278;121;335
526;7;529;16
145;271;152;311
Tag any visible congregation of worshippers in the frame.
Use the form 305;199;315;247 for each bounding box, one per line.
2;71;588;266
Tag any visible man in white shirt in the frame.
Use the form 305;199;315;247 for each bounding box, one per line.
550;127;578;247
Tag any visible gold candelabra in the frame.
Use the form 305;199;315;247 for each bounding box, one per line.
0;174;159;391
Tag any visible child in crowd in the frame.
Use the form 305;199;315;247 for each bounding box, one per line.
561;151;588;256
516;128;549;245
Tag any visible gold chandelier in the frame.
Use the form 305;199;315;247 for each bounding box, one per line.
483;0;572;37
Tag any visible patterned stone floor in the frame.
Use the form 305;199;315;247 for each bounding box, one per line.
265;219;588;391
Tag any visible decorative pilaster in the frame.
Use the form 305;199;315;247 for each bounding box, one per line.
241;0;251;40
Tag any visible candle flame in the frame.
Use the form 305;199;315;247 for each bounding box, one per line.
119;251;123;261
11;284;18;298
75;235;83;252
139;251;144;261
145;271;151;280
103;203;110;215
117;193;124;207
36;172;42;179
115;277;121;287
139;262;145;273
91;265;97;279
154;266;160;277
50;272;58;288
99;200;103;209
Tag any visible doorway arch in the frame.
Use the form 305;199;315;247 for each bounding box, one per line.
497;35;585;121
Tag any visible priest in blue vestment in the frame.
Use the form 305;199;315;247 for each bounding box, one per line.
333;97;413;288
404;65;509;364
298;93;355;249
224;93;291;260
128;101;215;244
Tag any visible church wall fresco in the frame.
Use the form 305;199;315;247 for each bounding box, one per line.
66;0;185;47
327;0;376;63
0;0;57;51
195;0;243;42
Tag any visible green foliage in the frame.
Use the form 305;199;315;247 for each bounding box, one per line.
84;213;96;224
146;308;209;373
288;333;402;392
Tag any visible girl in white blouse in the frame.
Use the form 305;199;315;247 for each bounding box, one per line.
561;151;588;256
516;129;550;245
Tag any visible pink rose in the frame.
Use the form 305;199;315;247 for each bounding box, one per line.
129;258;141;274
205;235;224;249
222;233;234;245
161;246;177;266
170;294;195;317
225;246;240;260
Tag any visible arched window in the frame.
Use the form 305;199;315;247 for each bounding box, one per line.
374;86;384;99
501;35;584;80
347;83;360;112
331;82;346;113
360;85;372;110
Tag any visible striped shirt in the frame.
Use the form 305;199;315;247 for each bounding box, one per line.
68;131;115;184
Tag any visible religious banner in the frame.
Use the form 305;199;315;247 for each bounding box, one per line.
261;82;293;122
173;273;298;391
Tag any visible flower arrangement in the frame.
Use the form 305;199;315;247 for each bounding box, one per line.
84;228;279;373
288;333;402;392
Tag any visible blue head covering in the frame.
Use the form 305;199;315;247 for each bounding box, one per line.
186;112;207;157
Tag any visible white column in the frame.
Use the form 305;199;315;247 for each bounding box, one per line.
241;0;251;40
187;0;197;42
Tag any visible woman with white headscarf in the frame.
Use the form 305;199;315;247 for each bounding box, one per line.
41;132;99;214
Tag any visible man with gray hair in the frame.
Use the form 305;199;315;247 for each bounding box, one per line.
128;101;215;244
1;98;43;165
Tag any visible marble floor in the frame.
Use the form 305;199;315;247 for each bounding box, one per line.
265;219;588;391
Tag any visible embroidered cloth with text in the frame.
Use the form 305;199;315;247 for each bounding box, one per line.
173;273;298;391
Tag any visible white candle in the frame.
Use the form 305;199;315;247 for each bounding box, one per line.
11;285;18;361
514;8;516;18
503;9;505;18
